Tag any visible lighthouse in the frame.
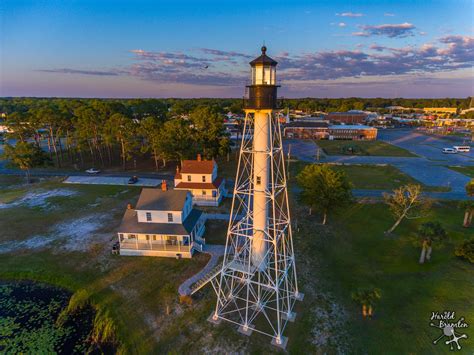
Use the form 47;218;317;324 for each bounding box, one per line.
247;45;278;271
210;46;302;349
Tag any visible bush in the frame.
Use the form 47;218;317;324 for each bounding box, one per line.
455;239;474;263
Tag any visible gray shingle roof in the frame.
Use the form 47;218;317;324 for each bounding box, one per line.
135;188;189;212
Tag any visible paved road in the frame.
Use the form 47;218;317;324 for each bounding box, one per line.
284;129;473;199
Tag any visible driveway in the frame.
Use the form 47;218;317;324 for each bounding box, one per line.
64;176;162;187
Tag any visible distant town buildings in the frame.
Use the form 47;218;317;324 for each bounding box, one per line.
117;181;206;258
423;107;458;114
326;112;368;124
174;155;225;206
283;121;377;140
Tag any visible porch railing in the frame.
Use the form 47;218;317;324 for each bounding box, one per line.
120;240;194;253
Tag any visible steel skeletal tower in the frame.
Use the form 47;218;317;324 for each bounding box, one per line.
210;46;303;348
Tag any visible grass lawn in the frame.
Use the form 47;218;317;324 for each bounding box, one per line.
316;140;417;157
289;161;450;192
1;174;471;353
290;198;473;353
448;165;474;178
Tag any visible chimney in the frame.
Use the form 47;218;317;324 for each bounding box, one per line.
127;203;133;210
197;153;202;162
176;165;180;174
161;180;167;191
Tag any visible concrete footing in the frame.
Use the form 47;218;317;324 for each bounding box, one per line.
207;313;221;325
238;324;255;336
271;336;288;350
282;311;296;322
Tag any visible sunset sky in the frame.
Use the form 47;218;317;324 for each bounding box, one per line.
1;0;473;98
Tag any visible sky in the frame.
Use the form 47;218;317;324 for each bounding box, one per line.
1;0;473;98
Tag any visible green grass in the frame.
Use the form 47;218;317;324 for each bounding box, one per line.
448;165;474;178
289;161;450;192
316;140;417;157
1;174;471;353
204;220;228;245
290;199;473;353
0;176;211;353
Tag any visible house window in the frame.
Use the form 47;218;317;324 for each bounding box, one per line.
202;190;206;196
146;235;150;240
167;213;173;222
202;175;206;182
187;175;191;182
212;190;217;197
256;176;261;185
146;212;152;221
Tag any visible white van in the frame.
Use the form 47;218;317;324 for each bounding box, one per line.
453;146;471;153
442;148;457;154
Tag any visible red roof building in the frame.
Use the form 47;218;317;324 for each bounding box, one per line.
174;154;226;206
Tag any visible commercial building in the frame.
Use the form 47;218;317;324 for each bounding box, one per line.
283;121;329;139
328;125;377;140
283;121;377;140
423;107;458;114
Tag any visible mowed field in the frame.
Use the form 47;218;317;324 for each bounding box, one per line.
448;165;474;178
289;161;450;191
316;140;417;157
0;175;472;353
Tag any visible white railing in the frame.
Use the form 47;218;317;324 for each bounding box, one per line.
120;240;193;252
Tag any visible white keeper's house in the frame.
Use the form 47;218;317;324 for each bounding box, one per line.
117;181;206;258
174;154;225;206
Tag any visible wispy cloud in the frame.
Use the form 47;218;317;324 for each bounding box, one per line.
336;12;364;17
37;68;120;76
353;23;416;38
384;12;395;17
37;35;473;89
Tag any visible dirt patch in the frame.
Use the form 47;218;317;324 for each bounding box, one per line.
0;213;113;253
0;189;78;210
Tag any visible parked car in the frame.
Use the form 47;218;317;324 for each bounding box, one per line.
128;176;139;184
85;168;101;174
453;145;471;153
442;148;457;154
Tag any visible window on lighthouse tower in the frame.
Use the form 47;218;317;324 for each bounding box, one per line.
252;64;276;86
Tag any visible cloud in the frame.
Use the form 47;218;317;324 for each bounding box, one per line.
37;35;473;89
336;12;364;17
37;68;120;76
338;22;347;27
384;12;395;17
276;35;474;81
353;22;416;38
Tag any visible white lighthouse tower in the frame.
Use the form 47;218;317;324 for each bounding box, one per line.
210;46;303;348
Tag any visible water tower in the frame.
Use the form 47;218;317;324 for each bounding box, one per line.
210;46;303;348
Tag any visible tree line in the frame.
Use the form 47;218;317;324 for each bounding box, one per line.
1;97;471;119
0;98;231;171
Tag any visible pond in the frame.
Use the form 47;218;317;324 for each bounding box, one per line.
0;280;108;353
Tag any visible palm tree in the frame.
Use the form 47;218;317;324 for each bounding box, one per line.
351;287;382;319
417;222;447;264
